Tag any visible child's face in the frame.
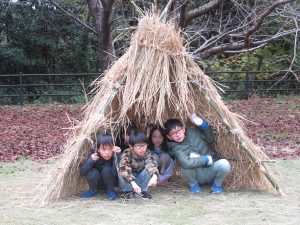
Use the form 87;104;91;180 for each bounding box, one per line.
131;143;148;157
98;144;114;160
151;129;164;148
167;126;185;143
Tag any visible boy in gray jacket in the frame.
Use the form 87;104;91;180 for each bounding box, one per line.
164;114;231;193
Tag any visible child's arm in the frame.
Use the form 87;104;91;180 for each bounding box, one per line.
190;114;214;144
130;181;142;193
173;147;211;169
118;150;135;183
79;151;96;176
144;150;159;177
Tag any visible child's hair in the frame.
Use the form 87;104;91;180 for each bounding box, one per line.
148;126;168;150
164;119;184;135
125;123;137;137
96;133;114;149
128;130;148;146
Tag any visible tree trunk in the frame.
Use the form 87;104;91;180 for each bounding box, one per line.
86;0;116;71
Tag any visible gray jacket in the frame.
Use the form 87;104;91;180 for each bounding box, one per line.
167;126;216;169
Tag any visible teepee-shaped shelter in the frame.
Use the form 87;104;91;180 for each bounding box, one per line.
36;13;280;204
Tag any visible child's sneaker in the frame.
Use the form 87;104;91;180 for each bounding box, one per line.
107;191;117;200
188;183;201;193
141;191;152;199
80;191;97;199
121;191;134;201
212;182;224;193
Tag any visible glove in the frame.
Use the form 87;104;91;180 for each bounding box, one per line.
202;155;213;166
190;114;208;129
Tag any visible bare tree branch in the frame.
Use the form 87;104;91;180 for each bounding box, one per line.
48;0;96;34
244;0;294;46
224;43;268;54
184;0;223;26
194;28;300;59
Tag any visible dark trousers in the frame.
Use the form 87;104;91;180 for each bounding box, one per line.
86;164;117;193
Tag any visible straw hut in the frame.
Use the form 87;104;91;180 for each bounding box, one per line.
36;13;280;204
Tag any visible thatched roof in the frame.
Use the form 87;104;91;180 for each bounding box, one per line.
36;14;280;204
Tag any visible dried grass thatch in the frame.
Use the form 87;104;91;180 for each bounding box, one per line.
36;14;280;204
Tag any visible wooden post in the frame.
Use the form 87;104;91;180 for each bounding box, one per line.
19;72;23;106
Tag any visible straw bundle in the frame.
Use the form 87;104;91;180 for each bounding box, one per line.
36;14;278;204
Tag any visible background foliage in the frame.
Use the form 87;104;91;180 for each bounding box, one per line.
0;0;298;104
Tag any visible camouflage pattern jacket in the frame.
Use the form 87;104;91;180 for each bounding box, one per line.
119;148;159;183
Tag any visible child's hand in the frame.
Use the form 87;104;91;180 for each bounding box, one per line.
148;174;158;187
112;146;121;153
190;114;208;129
202;155;213;166
131;181;141;194
190;114;204;126
91;153;99;161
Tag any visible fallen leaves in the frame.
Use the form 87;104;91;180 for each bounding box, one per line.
0;96;299;162
227;96;300;159
0;104;83;162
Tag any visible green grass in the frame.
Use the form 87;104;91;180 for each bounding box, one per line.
288;104;300;110
0;160;300;225
265;131;293;139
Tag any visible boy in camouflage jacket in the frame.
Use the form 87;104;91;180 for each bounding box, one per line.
118;131;159;199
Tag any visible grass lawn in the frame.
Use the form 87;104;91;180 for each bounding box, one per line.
0;159;299;225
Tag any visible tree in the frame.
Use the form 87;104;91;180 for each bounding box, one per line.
2;0;300;72
50;0;299;72
0;0;98;73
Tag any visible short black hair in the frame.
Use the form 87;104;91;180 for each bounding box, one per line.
148;126;168;150
96;133;113;149
128;130;148;146
125;124;137;137
164;119;184;135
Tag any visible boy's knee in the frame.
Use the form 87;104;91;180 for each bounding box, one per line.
87;169;100;181
140;168;151;177
218;159;231;174
101;165;113;175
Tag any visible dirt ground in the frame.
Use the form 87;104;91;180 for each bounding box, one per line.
0;159;299;225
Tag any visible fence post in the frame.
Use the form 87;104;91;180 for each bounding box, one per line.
19;72;23;106
245;72;250;99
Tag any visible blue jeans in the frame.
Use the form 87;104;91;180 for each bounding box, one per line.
182;159;231;187
86;165;117;193
118;168;151;192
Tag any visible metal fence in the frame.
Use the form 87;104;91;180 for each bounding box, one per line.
0;70;299;105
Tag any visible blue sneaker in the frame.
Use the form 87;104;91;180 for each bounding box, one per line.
107;191;117;200
80;191;97;198
212;182;224;193
188;184;201;193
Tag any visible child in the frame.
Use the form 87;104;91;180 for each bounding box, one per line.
116;124;137;152
79;133;121;200
148;126;176;183
118;130;159;199
164;114;231;193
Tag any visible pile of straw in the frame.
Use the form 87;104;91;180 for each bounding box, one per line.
36;14;278;204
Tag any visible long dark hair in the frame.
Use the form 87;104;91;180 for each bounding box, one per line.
148;126;168;151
